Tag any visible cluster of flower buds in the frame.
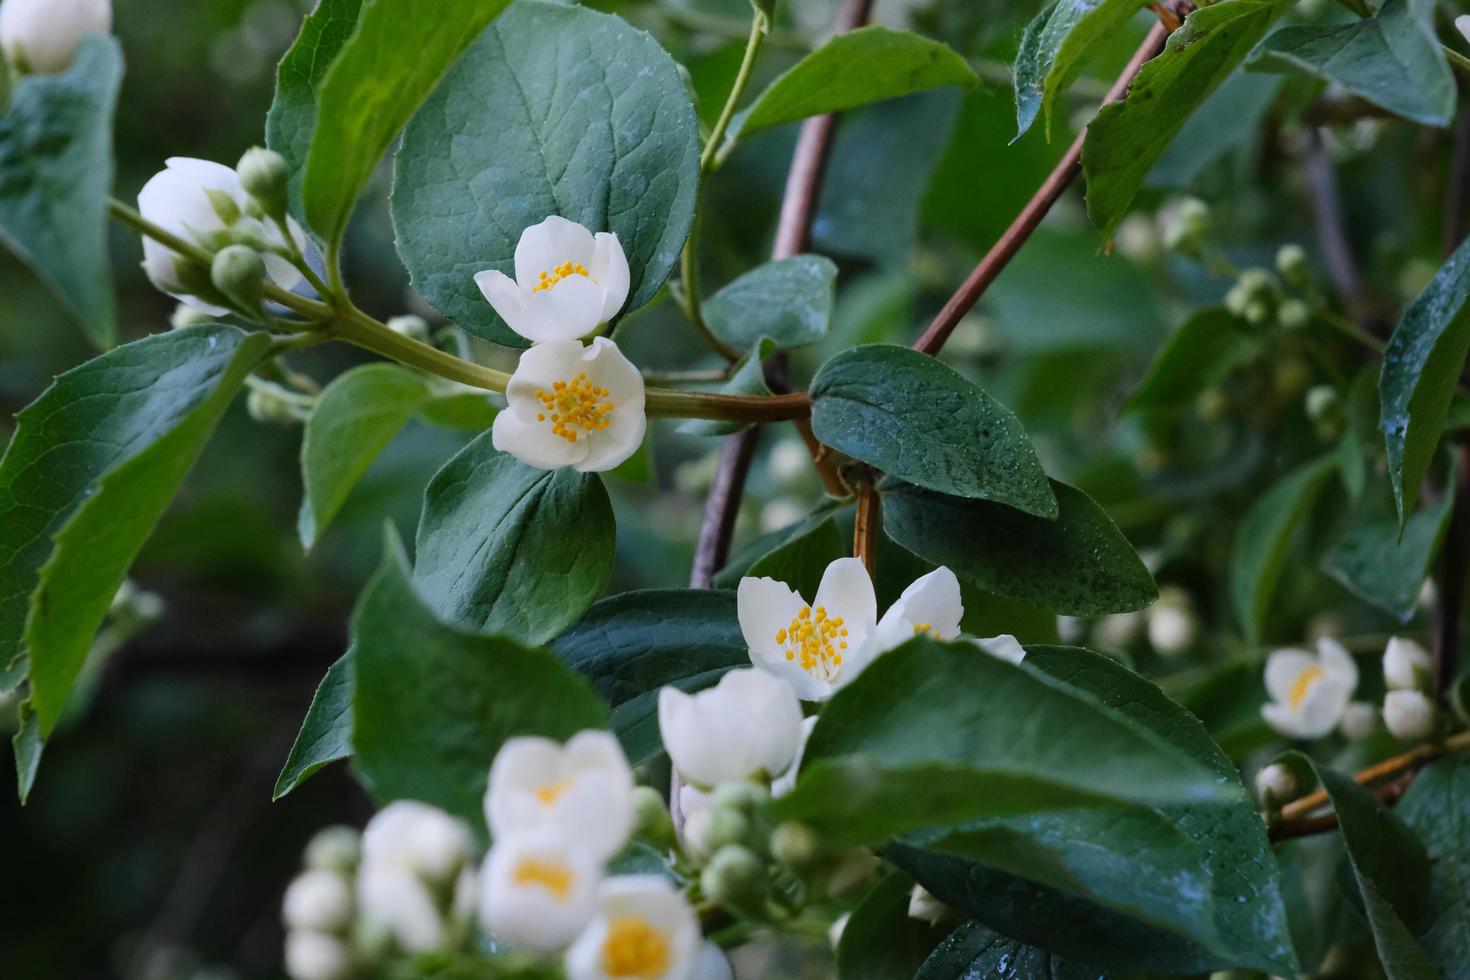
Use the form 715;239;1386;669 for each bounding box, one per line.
0;0;109;76
1381;637;1437;742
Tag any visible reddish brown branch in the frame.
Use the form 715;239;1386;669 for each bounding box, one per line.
1268;771;1416;842
912;22;1169;357
854;474;880;579
1435;441;1470;700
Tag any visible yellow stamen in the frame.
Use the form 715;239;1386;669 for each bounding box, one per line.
601;916;670;978
536;778;572;805
512;858;574;900
531;260;592;293
774;604;847;679
534;373;615;444
1288;665;1326;710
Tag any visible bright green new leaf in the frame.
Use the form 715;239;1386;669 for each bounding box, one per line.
351;530;608;828
414;433;615;647
1083;0;1291;237
1014;0;1146;140
678;339;776;438
704;255;837;353
1381;235;1470;525
303;0;513;247
811;345;1056;515
0;35;121;348
392;1;700;347
731;27;977;140
1248;0;1454;128
836;873;949;980
1398;756;1470;977
881;479;1156;616
916;921;1103;980
274;652;355;799
553;590;748;765
1126;309;1263;413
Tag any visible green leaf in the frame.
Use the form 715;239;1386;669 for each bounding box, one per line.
1382;234;1470;525
351;529;609;828
744;516;845;601
0;35;121;348
298;364;433;548
836;873;947;980
552;590;748;765
810;345;1056;516
1228;456;1337;643
773;637;1231;847
1126;309;1263;413
731;27;977;140
1290;754;1437;979
12;699;42;803
274;652;355;800
703;255;836;353
881;479;1156;616
1398;755;1470;978
414;433;615;648
1013;0;1146;140
677;338;776;438
391;1;700;347
916;920;1107;979
1082;0;1291;237
1248;0;1454;127
265;0;364;217
1148;70;1284;190
0;326;269;728
302;0;513;247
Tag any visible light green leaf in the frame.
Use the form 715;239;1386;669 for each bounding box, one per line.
732;27;977;140
916;921;1104;980
351;529;608;828
1126;309;1263;413
414;432;614;647
12;699;42;803
274;652;355;799
392;1;700;347
302;0;513;247
552;590;748;765
298;364;432;548
1382;235;1470;525
1229;456;1337;644
0;35;121;348
1248;0;1454;127
881;479;1156;616
678;339;776;438
836;873;948;980
704;255;836;353
1014;0;1146;140
1398;755;1470;978
811;345;1056;515
1083;0;1291;236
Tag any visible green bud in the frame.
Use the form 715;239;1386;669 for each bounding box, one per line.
237;146;292;221
387;314;432;343
247;387;303;426
704;806;751;852
305;825;362;874
203;186;242;228
769;821;819;869
1237;267;1279;298
1304;385;1339;423
1243;299;1271;327
1224;283;1252;318
1161;197;1211;253
1277;298;1311;331
631;786;675;849
1195;387;1228;422
211;245;267;316
711;781;769;814
1276;244;1310;287
701;845;766;910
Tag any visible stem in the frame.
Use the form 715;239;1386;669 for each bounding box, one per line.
703;12;767;175
911;22;1170;356
1434;442;1470;701
854;475;880;579
1303;129;1375;330
1447;46;1470;82
1317;308;1385;353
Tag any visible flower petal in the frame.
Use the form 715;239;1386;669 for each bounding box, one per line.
591;231;631;322
514;215;592;285
493;410;588;471
814;557;877;649
1316;635;1359;690
1263;648;1317;705
530;274;607;341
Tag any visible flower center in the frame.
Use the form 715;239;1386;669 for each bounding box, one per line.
912;622;934;636
1288;664;1326;710
532;260;592;293
512;858;574;900
775;605;848;680
601;916;670;978
536;777;572;805
535;372;614;443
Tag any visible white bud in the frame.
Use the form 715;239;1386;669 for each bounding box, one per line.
1254;763;1299;808
1339;701;1378;741
304;826;361;874
1147;588;1196;657
0;0;109;75
1384;690;1436;741
1383;637;1433;691
658;668;805;788
387;315;431;343
906;885;950;926
1093;611;1142;650
170;304;214;330
283;870;353;933
283;930;353;980
1458;14;1470;45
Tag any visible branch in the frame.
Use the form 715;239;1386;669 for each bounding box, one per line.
854;474;880;579
1302;129;1375;329
1435;440;1470;700
911;22;1170;356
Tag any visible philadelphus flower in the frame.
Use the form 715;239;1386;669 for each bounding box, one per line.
475;216;631;344
137;157;306;315
0;0;109;74
1260;637;1358;739
870;566;965;655
1383;636;1432;691
564;876;700;980
658;668;805;789
480;829;602;952
492;338;646;473
356;801;475;953
485;729;635;861
771;715;818;798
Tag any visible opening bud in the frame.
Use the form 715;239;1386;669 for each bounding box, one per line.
1254;762;1301;809
1384;689;1436;742
238;146;292;221
703;805;751;852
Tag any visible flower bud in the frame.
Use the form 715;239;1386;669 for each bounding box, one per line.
1147;588;1196;657
711;780;769;814
631;785;675;849
1278;298;1311;332
1384;689;1436;741
284;930;353;980
1276;244;1310;287
237;146;291;221
170;304;214;330
247;387;304;426
211;245;266;315
1254;762;1300;809
1305;385;1339;424
1093;611;1142;650
1161;197;1211;254
1383;636;1432;691
0;0;110;75
701;845;766;910
769;821;819;870
704;805;751;852
1339;701;1378;741
305;826;362;875
283;870;354;933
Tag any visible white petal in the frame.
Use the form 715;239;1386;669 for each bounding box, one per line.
0;0;110;74
814;557;878;648
692;942;735;980
532;274;608;340
892;567;964;640
1263;648;1317;705
515;216;574;286
1260;701;1305;739
738;576;805;664
565;877;699;980
485;736;563;837
1294;677;1351;739
357;868;444;953
972;634;1026;665
772;715;818;798
480;832;600;952
493;411;588;471
474;269;540;340
591;232;631;323
1316;635;1359;690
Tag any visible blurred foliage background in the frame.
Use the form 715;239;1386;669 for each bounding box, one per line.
1;0;1460;976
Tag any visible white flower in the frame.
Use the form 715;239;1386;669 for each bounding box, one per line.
283;930;353;980
282;870;353;933
1384;689;1436;741
0;0;109;74
1339;701;1379;741
137;157;306;315
1260;637;1358;739
739;557;879;701
492;338;646;473
485;729;634;861
871;566;964;655
479;830;602;952
1383;636;1432;691
677;784;715;858
658;668;805;789
474;216;631;344
360;800;474;886
968;633;1026;665
907;885;950;927
692;942;734;980
771;715;818;798
564;876;700;980
357;866;447;953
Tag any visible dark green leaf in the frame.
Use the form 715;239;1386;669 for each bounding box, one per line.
1126;309;1263;413
0;35;121;348
1382;234;1470;525
703;255;836;353
552;590;748;765
677;339;775;438
745;516;845;601
916;920;1106;979
392;1;700;347
1249;0;1453;127
414;433;615;647
882;479;1156;616
1398;755;1470;978
836;873;947;980
811;345;1056;515
274;652;355;800
303;0;513;246
351;529;609;828
1083;0;1291;236
1014;0;1146;140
